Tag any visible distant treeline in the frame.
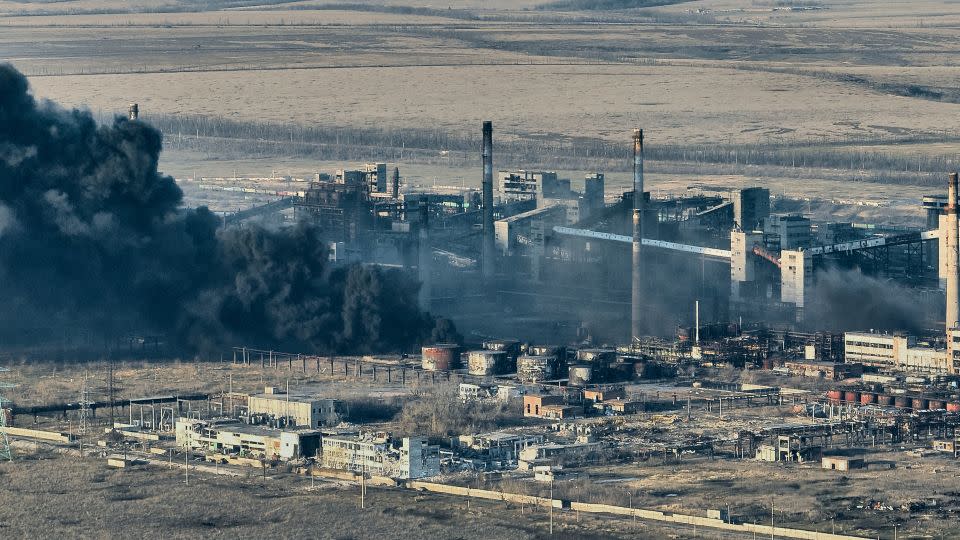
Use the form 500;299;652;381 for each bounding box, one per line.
537;0;695;10
142;112;959;187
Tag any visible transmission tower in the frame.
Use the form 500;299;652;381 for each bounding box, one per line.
78;375;92;435
0;367;16;461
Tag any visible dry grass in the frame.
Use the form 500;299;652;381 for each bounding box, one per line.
0;452;704;539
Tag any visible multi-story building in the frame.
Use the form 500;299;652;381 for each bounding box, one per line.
733;187;770;231
320;433;439;479
844;332;951;374
498;170;564;202
765;213;812;249
843;332;913;368
247;387;338;429
175;418;321;460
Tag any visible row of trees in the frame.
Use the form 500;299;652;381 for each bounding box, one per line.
140;111;960;187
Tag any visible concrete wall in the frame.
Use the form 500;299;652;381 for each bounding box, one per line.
2;426;73;443
406;481;867;540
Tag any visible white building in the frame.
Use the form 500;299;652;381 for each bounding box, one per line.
175;418;321;460
844;332;951;374
321;433;439;479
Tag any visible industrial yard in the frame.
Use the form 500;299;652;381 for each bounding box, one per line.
4;0;960;539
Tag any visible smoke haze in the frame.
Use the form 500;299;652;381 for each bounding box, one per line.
0;64;457;354
807;267;934;334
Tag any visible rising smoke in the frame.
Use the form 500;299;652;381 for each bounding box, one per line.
0;64;458;354
806;267;936;334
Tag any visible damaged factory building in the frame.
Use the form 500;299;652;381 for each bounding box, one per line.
321;432;440;479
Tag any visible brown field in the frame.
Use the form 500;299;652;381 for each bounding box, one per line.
3;0;958;208
0;453;691;540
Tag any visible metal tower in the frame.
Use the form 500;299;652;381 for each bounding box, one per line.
78;375;92;435
0;367;16;461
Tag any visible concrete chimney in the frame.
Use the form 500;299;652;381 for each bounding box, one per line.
946;172;959;334
392;167;401;199
418;203;431;311
481;121;495;281
630;129;645;342
128;103;139;121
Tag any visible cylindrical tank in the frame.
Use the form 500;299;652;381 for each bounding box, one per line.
844;391;860;403
912;397;929;411
877;394;895;406
826;390;842;404
927;399;946;410
577;349;615;363
947;402;960;413
422;344;459;371
467;350;507;376
568;365;593;386
860;393;877;405
517;355;556;382
894;396;911;408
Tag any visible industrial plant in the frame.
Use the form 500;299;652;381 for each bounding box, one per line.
6;2;960;538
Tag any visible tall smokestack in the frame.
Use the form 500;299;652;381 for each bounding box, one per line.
481;121;495;281
392;166;400;199
631;129;645;342
128;103;139;121
946;172;959;334
418;203;431;311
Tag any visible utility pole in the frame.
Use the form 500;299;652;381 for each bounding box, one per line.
549;476;554;535
771;500;775;540
360;461;366;510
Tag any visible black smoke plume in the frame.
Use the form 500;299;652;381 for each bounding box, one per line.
0;64;458;354
806;267;935;334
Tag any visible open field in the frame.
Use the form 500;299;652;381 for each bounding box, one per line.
0;453;690;539
3;0;958;210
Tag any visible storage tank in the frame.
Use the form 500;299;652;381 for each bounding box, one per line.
912;397;929;411
568;365;593;386
894;396;911;408
843;390;860;403
422;344;459;371
826;390;842;404
483;340;521;372
876;394;895;406
467;350;507;376
947;402;960;413
518;355;556;382
577;349;616;363
860;393;877;405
